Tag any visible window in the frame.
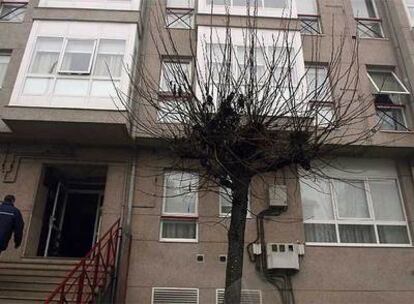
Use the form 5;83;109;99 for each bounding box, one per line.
367;70;409;131
297;0;321;35
198;0;293;17
306;66;334;125
406;0;414;25
301;176;411;245
351;0;384;38
216;289;262;304
24;37;125;97
0;53;11;88
152;288;199;304
38;0;141;11
166;0;194;29
160;172;198;242
219;187;251;217
160;60;191;92
0;1;27;22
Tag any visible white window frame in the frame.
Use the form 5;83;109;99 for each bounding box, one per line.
159;59;192;92
38;0;141;11
375;105;407;131
160;171;199;242
302;177;412;247
367;70;410;95
152;287;199;304
0;53;11;88
166;9;194;29
58;38;97;75
10;20;136;110
351;0;385;39
198;0;297;18
216;289;262;304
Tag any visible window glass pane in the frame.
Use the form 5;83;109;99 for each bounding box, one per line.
376;108;406;131
30;37;63;75
378;225;410;244
300;178;334;220
334;180;370;219
206;0;226;5
220;188;232;215
167;0;194;8
263;0;287;8
161;220;196;239
299;17;321;35
157;99;185;123
297;0;318;15
93;40;125;78
90;80;118;97
339;224;376;243
61;39;95;73
315;104;334;126
160;61;190;91
164;172;198;214
0;4;26;22
305;223;337;243
23;77;50;95
357;20;383;38
166;11;193;29
0;55;10;87
54;79;89;96
369;180;405;221
368;71;407;93
351;0;377;18
306;66;332;100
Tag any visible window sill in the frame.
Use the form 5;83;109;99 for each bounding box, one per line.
159;238;198;243
379;130;414;134
305;242;412;248
358;37;389;41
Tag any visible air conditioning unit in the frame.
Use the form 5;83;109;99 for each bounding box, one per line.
268;184;288;210
266;243;303;270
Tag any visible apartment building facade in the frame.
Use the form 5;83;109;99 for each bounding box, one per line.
0;0;414;303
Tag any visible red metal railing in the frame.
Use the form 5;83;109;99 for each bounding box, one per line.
45;219;121;304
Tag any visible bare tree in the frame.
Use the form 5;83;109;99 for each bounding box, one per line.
116;2;379;303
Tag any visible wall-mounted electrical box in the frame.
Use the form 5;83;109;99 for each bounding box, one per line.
266;243;303;270
268;184;288;210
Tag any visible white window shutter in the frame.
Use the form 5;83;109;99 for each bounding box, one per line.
153;288;199;304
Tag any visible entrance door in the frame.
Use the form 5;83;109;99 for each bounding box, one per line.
59;191;102;257
44;182;68;257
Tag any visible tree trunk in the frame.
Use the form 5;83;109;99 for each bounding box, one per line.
224;176;250;304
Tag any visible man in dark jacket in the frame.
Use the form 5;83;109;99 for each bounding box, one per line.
0;195;24;254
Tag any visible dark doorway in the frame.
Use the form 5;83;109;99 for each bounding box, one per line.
36;165;106;258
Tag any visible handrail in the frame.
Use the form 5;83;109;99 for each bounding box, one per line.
45;219;121;304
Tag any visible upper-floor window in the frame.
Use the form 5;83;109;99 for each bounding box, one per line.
10;21;137;110
0;53;11;88
0;1;27;22
196;26;306;109
25;37;124;96
297;0;321;35
351;0;384;38
367;70;410;131
166;0;194;29
301;160;411;246
305;65;334;125
160;171;199;242
198;0;296;18
38;0;141;11
219;187;251;217
405;0;414;26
